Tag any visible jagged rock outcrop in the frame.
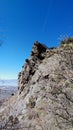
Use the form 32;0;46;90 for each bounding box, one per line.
0;38;73;130
18;41;48;94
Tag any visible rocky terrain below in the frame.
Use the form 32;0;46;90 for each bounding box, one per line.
0;38;73;130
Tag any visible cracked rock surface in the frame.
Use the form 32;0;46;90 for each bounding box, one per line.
0;39;73;130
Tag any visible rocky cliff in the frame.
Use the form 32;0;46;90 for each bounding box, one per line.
0;38;73;130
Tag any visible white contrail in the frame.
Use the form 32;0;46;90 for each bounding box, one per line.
42;0;54;33
0;40;3;46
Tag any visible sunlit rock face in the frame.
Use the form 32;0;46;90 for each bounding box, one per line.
18;41;48;94
0;38;73;130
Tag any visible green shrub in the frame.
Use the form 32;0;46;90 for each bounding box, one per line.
9;115;19;124
26;96;36;108
61;37;73;45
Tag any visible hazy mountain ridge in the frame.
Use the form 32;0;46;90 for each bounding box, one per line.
0;79;18;87
0;38;73;130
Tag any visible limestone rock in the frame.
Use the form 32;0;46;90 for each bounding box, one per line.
0;38;73;130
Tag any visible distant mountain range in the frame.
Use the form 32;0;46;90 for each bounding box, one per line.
0;79;18;87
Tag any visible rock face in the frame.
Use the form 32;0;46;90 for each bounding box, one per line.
18;41;48;94
0;39;73;130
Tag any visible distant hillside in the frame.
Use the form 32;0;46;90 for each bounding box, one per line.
0;79;18;106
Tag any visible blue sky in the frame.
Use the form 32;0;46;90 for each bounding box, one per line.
0;0;73;79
